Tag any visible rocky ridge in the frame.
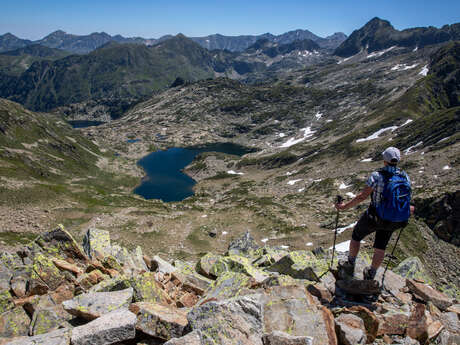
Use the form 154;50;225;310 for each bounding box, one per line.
0;226;458;345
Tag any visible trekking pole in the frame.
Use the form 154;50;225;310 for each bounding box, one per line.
330;195;344;269
381;225;405;291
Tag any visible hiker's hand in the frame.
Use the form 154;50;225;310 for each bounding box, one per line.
335;203;347;211
410;205;415;215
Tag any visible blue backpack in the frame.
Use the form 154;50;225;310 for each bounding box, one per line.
376;169;412;222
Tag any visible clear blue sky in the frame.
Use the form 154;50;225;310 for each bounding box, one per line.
2;0;459;40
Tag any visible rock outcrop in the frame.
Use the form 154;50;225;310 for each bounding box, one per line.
0;228;458;345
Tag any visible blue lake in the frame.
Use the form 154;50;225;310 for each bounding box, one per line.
68;120;105;128
133;143;255;202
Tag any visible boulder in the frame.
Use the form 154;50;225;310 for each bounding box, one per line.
77;269;108;290
307;283;333;303
440;312;459;334
29;305;71;335
267;251;328;281
252;247;289;268
345;306;379;343
62;288;133;320
263;285;337;345
377;305;411;336
210;255;269;283
196;253;222;277
335;313;367;345
130;272;172;305
151;256;177;274
376;269;407;296
31;253;63;291
171;270;212;295
394;257;432;283
0;307;30;338
406;303;430;343
261;274;298;288
200;271;253;302
88;276;131;293
70;309;137;345
407;279;453;311
33;226;88;264
188;293;264;345
163;330;202;345
262;330;313;345
336;279;380;295
3;328;71;345
82;228;112;260
129;302;188;340
0;291;14;314
227;231;260;257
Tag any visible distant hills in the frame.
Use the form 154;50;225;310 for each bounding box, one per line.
0;28;347;54
335;17;460;57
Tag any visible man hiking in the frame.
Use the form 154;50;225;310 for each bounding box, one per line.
335;147;414;280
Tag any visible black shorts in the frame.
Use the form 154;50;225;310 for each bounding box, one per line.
351;207;408;250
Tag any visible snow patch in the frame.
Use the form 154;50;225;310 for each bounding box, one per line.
401;119;413;126
404;141;423;155
315;112;323;120
280;127;316;148
287;179;302;185
443;165;451;170
337;56;353;64
413;46;418;52
281;245;290;249
279;133;286;138
356;126;398;143
286;171;296;176
419;65;429;76
391;63;419;71
222;231;228;235
367;46;396;59
298;188;305;193
330;240;365;253
306;242;313;246
361;158;373;162
261;238;269;243
227;170;244;175
346;192;356;198
339;183;351;190
335;222;358;235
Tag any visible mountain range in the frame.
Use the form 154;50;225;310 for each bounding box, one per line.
0;28;347;54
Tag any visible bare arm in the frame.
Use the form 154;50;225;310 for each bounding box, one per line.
335;186;373;211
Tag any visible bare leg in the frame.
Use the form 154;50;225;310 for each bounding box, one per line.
349;239;361;258
371;248;385;270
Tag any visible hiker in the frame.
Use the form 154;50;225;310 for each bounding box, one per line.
334;147;414;280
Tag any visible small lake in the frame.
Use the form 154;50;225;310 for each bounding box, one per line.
68;120;105;128
133;143;255;202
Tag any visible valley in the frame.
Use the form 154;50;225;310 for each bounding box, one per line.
0;17;459;303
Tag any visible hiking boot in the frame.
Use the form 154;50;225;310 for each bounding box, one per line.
338;258;355;279
363;266;377;280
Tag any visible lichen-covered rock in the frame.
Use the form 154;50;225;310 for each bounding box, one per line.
188;293;264;345
70;309;136;345
110;245;149;276
252;247;289;268
0;307;31;338
210;255;269;283
261;274;298;288
163;330;202;345
82;228;112;260
77;269;108;290
201;271;253;302
267;251;328;281
262;285;335;345
33;225;88;264
0;291;14;314
227;231;260;257
29;305;71;336
88;275;131;293
129;302;188;340
196;252;222;277
171;271;211;295
262;330;313;345
394;257;432;283
62;288;133;320
3;328;71;345
407;279;453;311
130;272;172;304
31;253;63;291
